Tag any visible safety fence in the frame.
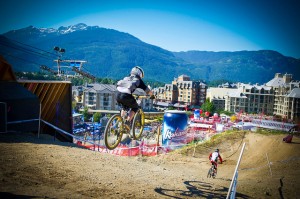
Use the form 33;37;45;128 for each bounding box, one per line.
251;119;296;132
73;126;218;156
3;111;218;157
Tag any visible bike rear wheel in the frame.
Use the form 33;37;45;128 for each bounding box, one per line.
104;114;123;150
132;109;145;140
207;167;213;178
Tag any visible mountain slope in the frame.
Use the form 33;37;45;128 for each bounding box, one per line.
173;50;300;83
1;24;187;82
1;23;299;83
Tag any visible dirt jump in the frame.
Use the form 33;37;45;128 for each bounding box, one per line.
0;131;299;198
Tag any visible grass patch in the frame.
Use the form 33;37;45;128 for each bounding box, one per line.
255;128;287;135
173;130;246;156
175;129;287;157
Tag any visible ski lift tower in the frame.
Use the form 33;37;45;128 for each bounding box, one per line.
53;46;87;78
53;59;87;77
68;60;87;77
53;46;95;81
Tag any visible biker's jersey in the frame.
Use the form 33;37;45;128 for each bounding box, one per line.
117;75;149;94
210;152;219;162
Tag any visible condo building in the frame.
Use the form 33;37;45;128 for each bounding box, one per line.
206;87;235;111
224;83;274;115
266;73;300;121
153;75;207;109
81;84;118;110
208;73;300;121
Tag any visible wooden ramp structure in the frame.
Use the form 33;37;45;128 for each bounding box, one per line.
18;80;73;142
0;55;72;141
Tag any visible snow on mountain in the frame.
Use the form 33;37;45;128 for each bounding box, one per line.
2;23;97;37
57;23;91;34
40;28;57;34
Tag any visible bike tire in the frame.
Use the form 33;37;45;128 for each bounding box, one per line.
212;169;217;179
104;114;123;150
207;167;213;178
207;166;216;178
132;109;145;140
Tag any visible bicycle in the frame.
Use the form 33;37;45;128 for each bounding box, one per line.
104;96;145;150
207;164;217;178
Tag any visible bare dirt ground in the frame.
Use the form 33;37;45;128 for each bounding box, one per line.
0;131;300;199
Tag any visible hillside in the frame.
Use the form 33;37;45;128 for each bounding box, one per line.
0;131;299;198
173;50;300;83
1;23;300;83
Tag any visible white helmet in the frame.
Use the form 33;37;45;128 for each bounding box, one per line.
131;66;144;78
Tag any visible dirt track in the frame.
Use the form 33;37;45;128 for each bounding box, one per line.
0;131;299;198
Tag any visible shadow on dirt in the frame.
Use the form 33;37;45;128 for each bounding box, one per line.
0;132;78;147
154;180;250;199
286;142;300;145
0;192;47;199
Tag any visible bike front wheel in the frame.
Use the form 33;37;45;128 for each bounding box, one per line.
132;109;145;140
104;114;123;150
212;169;217;178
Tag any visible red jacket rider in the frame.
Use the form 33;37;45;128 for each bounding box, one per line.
209;149;223;169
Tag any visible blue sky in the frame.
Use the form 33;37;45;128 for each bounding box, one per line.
1;0;300;58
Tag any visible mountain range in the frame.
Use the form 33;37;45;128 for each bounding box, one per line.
1;23;299;84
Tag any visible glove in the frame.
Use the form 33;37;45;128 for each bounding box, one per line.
150;95;155;99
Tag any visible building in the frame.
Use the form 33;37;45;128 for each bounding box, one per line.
285;88;300;121
240;83;274;114
83;84;118;110
163;84;178;104
153;75;207;110
173;75;207;107
207;87;235;111
211;73;300;121
266;73;300;121
224;83;274;115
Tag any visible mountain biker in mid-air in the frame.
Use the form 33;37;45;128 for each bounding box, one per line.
209;149;223;172
116;66;154;128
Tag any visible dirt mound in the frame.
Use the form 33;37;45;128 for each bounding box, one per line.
217;132;300;198
0;131;299;198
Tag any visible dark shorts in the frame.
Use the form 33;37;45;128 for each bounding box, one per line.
116;92;139;112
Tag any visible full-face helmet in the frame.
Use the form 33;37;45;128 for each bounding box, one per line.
131;66;144;78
